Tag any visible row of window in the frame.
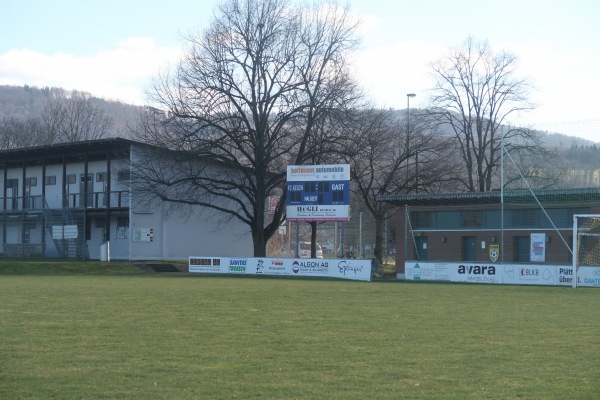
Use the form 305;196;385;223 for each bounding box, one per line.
95;217;129;228
3;171;130;188
16;217;130;231
411;208;590;230
413;235;561;263
17;216;130;244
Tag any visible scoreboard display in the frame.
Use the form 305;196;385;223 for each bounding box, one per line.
287;181;349;206
286;164;350;222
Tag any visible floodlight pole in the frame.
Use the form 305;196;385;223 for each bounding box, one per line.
501;124;505;263
359;211;363;258
406;93;416;192
573;215;578;288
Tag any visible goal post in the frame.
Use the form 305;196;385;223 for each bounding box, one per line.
572;214;600;288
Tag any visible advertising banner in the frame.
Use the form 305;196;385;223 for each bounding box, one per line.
405;262;498;284
577;268;600;287
255;258;292;276
189;257;224;273
405;262;452;282
189;256;372;281
502;264;562;286
451;263;498;284
405;261;600;287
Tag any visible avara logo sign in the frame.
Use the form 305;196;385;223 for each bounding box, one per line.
458;265;496;275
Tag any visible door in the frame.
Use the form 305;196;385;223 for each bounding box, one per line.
79;174;93;207
414;237;428;261
6;179;19;210
462;236;477;261
513;236;530;262
96;172;108;207
25;177;37;209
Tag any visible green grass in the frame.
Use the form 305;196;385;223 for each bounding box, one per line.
1;261;599;399
0;258;144;275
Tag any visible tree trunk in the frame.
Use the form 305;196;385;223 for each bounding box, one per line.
373;213;385;264
253;227;267;257
310;221;318;258
253;193;267;257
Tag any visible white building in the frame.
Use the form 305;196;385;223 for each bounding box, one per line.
0;138;253;260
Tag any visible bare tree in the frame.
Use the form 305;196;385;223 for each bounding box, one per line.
131;0;361;256
39;91;113;144
427;37;550;192
38;97;67;145
500;128;565;190
344;108;458;264
0;118;43;149
0;91;113;149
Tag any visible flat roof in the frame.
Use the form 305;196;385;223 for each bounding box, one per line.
0;137;137;158
378;187;600;206
0;138;139;168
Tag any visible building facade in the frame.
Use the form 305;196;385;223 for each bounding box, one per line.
0;138;253;260
379;188;600;277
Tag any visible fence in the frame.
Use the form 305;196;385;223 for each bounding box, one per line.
267;211;396;263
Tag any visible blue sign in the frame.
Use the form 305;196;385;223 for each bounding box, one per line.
286;181;349;206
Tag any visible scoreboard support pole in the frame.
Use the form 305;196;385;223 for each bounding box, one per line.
340;222;345;257
295;222;300;258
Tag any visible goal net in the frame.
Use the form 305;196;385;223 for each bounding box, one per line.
572;214;600;288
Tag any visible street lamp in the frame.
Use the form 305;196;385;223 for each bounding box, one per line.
406;93;416;192
406;93;416;134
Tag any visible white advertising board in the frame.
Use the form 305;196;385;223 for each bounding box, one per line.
576;268;600;288
405;261;600;287
502;264;558;285
189;256;372;281
286;204;350;222
406;261;498;284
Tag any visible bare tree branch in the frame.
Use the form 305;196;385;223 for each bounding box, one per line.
426;37;556;192
343;108;459;263
131;0;362;256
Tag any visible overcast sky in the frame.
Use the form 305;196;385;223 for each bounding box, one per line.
1;0;598;142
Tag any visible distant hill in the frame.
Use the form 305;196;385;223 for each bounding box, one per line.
540;132;595;149
391;108;600;187
0;85;143;138
3;85;594;148
392;109;596;149
2;84;598;187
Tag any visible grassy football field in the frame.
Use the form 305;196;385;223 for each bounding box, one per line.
1;260;598;399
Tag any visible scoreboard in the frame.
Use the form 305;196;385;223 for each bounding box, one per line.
286;164;350;222
287;181;349;206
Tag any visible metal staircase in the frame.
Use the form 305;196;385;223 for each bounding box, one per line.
42;201;88;259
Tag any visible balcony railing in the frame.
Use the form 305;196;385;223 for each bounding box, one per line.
0;191;130;211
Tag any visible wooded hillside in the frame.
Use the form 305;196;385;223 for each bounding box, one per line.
0;85;142;137
1;84;598;187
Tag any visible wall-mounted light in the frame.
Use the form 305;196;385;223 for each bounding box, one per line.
546;235;551;243
491;236;497;243
441;236;447;243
